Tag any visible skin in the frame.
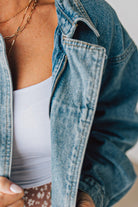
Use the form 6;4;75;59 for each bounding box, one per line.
0;0;95;206
76;190;95;207
0;0;57;90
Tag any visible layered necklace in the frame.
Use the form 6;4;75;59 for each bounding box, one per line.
0;0;38;55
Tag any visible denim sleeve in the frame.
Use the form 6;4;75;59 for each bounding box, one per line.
78;42;138;207
77;1;138;206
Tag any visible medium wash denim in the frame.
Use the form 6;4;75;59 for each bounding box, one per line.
0;0;138;207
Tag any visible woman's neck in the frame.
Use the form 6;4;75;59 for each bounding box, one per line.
0;0;55;22
0;0;29;22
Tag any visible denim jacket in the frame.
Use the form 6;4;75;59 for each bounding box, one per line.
0;0;138;207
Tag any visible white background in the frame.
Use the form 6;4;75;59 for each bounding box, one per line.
106;0;138;163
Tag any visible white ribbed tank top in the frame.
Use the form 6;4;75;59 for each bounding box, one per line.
11;76;52;189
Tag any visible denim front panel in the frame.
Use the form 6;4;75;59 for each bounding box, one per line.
50;34;106;206
0;35;13;178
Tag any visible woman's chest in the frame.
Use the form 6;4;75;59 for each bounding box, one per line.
7;29;55;90
0;4;58;90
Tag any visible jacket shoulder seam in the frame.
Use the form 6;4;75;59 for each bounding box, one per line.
108;41;137;64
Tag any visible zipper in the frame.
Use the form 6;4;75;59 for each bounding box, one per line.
49;55;68;118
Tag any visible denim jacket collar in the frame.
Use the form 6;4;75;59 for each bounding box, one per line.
55;0;100;37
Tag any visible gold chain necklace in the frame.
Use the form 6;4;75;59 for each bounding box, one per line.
4;0;38;55
0;0;33;24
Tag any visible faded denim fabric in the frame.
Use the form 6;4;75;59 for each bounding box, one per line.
0;0;138;207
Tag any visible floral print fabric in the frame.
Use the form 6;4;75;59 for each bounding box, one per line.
23;182;51;207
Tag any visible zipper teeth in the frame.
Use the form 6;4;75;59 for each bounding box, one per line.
49;55;68;117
